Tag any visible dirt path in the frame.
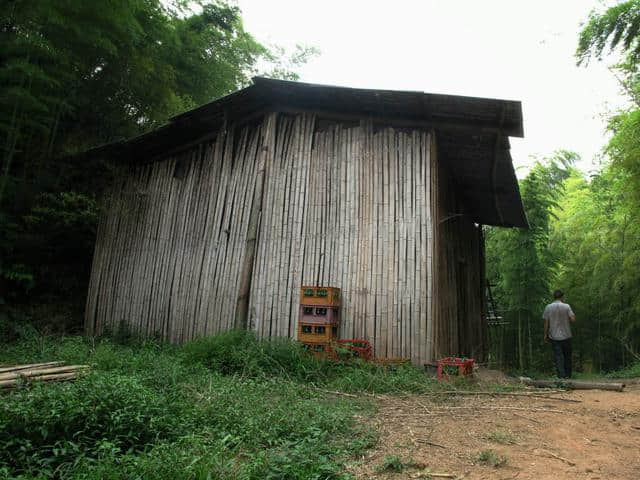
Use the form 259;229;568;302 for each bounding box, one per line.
348;385;640;479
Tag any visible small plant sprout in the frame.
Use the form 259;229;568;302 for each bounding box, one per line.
476;449;508;467
375;455;416;473
486;430;517;445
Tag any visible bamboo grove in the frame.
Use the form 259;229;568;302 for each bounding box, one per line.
486;154;640;373
0;0;314;332
485;1;640;374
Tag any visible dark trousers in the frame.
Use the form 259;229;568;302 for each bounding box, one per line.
551;338;572;378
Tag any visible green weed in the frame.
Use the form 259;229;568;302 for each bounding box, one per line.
375;455;416;473
486;431;516;445
181;329;331;381
476;449;507;467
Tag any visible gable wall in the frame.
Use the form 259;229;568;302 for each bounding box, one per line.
86;112;466;364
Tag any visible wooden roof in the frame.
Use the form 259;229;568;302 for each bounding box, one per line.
89;77;527;228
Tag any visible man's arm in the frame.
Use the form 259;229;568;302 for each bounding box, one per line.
544;318;550;342
567;304;576;323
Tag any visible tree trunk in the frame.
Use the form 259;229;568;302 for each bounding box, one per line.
518;310;524;371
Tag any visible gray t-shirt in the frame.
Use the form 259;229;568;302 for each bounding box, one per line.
543;300;574;341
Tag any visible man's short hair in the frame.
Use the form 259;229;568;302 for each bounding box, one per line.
553;289;564;299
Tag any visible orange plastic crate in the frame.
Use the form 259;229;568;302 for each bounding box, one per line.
299;305;341;325
333;339;373;361
297;322;338;343
300;286;341;307
373;357;410;366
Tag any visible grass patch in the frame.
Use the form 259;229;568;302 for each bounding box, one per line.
605;361;640;379
375;455;416;473
0;330;517;479
181;331;456;395
486;431;516;445
0;333;378;479
475;449;507;468
0;330;511;395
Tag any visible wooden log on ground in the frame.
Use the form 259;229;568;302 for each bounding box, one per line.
519;377;625;392
0;361;65;374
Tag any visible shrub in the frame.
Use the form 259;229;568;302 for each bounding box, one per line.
0;373;192;477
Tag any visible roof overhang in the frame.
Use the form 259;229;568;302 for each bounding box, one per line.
84;77;527;228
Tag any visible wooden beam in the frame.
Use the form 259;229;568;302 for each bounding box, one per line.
490;106;506;226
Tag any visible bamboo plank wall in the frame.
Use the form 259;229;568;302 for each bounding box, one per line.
86;122;265;342
249;114;434;364
85;111;469;365
431;137;486;361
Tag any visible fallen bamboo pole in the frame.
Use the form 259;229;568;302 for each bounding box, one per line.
512;412;543;424
0;361;65;374
519;377;625;392
0;372;79;388
390;405;567;414
533;448;576;466
0;365;89;381
421;390;582;403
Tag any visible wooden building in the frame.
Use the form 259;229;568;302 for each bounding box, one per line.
85;78;526;365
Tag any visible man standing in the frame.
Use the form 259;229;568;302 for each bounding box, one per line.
543;290;576;378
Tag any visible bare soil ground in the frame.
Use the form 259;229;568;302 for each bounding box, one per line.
348;382;640;479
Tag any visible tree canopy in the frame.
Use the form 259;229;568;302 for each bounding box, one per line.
576;0;640;204
486;1;640;373
577;0;640;65
0;0;315;328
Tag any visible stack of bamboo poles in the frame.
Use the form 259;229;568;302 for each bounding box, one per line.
0;362;89;389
